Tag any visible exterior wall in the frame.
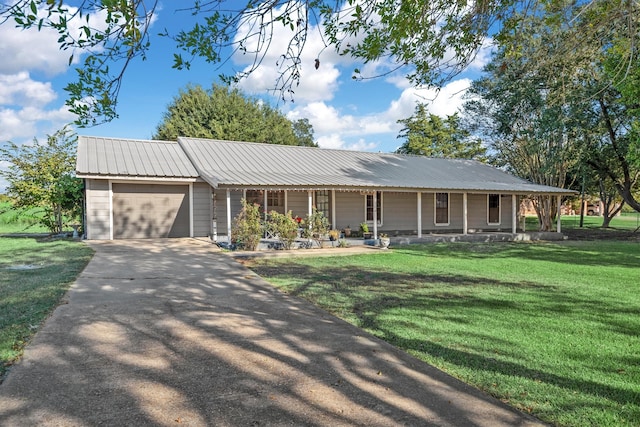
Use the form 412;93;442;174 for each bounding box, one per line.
213;189;243;238
286;191;310;219
334;192;365;231
85;179;111;240
467;193;514;232
192;182;211;237
380;192;418;232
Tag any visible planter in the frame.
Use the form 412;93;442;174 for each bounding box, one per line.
379;237;390;248
343;227;351;237
363;232;373;239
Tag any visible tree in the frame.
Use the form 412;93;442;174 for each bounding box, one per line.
395;106;487;161
292;118;317;147
153;84;314;146
3;1;637;126
464;10;580;230
0;127;83;234
466;1;640;228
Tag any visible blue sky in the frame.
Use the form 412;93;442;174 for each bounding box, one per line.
0;2;491;191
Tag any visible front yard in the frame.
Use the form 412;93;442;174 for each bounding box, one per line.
0;236;93;380
245;240;640;427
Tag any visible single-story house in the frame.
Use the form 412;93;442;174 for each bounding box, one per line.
76;136;574;240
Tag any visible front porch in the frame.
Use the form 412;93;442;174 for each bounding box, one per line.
216;230;566;251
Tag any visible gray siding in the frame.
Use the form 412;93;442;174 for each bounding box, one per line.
335;192;364;231
286;191;309;219
467;194;487;229
193;182;211;237
381;192;418;232
85;179;111;240
213;189;243;238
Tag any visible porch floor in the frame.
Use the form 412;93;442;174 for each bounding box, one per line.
214;231;565;251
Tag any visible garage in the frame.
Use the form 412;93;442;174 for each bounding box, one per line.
112;183;190;239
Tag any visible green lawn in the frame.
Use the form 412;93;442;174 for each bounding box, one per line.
0;235;93;380
246;241;640;427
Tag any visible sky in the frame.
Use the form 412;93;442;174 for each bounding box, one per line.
0;1;492;192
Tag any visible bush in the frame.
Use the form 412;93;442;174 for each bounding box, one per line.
266;210;299;250
232;199;263;251
306;208;330;248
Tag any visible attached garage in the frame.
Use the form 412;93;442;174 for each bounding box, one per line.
112;183;190;239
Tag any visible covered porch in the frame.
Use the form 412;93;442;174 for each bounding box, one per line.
212;187;566;243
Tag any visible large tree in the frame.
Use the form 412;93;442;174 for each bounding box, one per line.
395;105;487;161
154;84;316;146
0;127;83;234
3;1;638;126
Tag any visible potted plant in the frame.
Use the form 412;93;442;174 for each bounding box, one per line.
379;233;390;249
360;222;372;239
328;229;340;241
343;225;351;237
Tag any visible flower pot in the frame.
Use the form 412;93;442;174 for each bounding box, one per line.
379;237;390;248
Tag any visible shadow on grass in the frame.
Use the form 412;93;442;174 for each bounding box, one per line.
249;261;640;416
391;241;640;269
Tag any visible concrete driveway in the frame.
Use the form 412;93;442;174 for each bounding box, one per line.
0;239;545;426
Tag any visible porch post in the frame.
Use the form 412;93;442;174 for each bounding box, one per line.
331;190;336;229
284;190;288;213
264;191;268;222
512;194;517;233
462;192;468;235
373;191;378;239
308;190;313;236
226;189;232;243
557;195;562;233
417;192;422;238
189;183;194;237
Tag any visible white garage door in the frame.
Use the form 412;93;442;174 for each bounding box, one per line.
112;183;190;239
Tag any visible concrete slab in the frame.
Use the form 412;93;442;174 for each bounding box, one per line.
0;238;547;426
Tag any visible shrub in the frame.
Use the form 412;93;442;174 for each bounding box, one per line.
306;208;330;248
266;210;299;250
232;199;263;251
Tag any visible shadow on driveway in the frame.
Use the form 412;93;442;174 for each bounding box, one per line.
0;238;545;426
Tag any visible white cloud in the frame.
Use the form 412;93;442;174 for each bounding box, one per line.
0;72;57;107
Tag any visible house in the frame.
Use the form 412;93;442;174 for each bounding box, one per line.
75;136;574;240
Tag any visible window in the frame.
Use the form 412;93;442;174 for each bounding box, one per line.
315;190;330;219
267;191;284;207
488;194;500;224
245;190;263;206
435;192;449;225
366;191;382;223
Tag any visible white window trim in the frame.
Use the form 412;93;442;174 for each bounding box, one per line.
364;192;383;226
434;192;450;226
487;194;501;225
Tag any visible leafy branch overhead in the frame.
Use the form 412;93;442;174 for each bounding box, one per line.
3;0;638;126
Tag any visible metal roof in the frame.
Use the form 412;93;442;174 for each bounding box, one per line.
75;136;573;194
178;137;573;194
76;136;199;178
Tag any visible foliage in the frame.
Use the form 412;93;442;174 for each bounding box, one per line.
4;1;638;125
266;210;299;250
154;84;313;145
396;107;487;161
231;198;263;251
466;1;640;223
0;236;93;380
0;127;83;234
305;208;329;248
359;222;368;233
291;118;317;147
248;241;640;427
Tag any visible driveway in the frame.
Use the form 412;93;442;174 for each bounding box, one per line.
0;239;545;426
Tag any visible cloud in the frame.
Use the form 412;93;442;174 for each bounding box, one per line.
0;72;57;107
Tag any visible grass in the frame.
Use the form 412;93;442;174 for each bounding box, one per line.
245;241;640;427
529;212;640;231
0;234;93;381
